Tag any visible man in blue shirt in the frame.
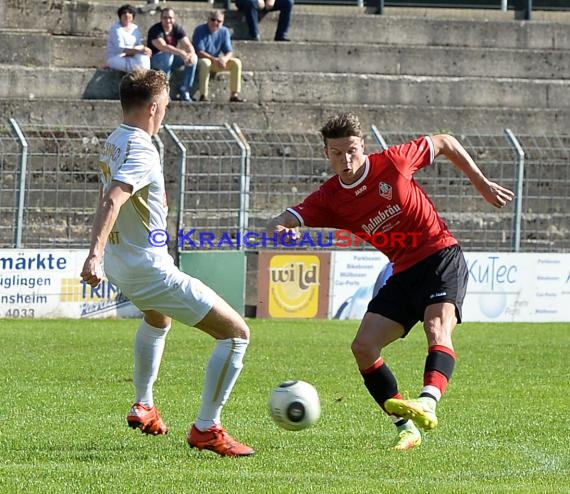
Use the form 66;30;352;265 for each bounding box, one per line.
192;11;245;103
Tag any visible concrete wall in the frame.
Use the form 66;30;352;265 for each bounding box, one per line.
1;0;569;133
4;0;570;49
46;34;570;80
2;99;567;135
0;29;51;65
1;66;567;109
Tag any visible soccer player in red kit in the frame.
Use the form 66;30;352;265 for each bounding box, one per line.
267;113;514;450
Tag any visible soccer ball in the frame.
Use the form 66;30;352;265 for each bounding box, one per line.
268;380;321;431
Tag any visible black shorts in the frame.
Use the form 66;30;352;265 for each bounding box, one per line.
367;244;469;335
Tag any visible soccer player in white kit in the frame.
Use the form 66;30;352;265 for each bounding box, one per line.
80;69;254;457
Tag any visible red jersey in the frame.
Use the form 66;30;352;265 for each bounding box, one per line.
288;136;457;274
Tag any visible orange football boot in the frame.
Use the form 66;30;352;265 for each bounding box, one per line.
126;403;168;435
187;424;255;457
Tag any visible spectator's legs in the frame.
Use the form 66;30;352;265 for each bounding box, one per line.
236;0;261;39
133;53;151;71
106;55;129;72
198;58;213;99
150;52;174;76
199;59;243;101
108;54;150;72
181;63;197;95
162;55;196;98
226;58;242;97
273;0;293;41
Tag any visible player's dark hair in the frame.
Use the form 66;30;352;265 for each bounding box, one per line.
119;70;169;113
320;113;363;145
117;4;137;19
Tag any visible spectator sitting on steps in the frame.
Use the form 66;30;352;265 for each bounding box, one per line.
147;7;198;102
106;4;152;72
235;0;293;41
192;10;245;103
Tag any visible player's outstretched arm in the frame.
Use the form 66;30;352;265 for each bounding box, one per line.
267;210;301;243
431;134;514;209
81;181;132;288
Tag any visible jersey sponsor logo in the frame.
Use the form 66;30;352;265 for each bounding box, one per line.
378;181;392;200
361;204;402;235
354;185;367;196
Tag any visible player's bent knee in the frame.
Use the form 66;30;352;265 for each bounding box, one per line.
143;310;171;329
195;298;250;340
351;337;374;362
220;309;250;340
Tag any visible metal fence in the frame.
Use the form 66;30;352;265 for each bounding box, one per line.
0;119;568;254
14;123;106;249
162;124;250;251
516;134;570;252
0;122;21;247
373;131;520;252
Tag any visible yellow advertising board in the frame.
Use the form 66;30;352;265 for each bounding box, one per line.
257;251;330;319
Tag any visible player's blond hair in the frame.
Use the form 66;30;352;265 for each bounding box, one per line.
119;69;169;113
320;113;363;145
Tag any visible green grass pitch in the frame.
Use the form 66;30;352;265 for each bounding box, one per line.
1;319;568;493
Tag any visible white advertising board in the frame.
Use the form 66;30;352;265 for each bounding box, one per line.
463;252;570;322
0;250;140;319
329;251;570;322
329;251;391;320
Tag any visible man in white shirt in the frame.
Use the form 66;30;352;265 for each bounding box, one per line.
106;4;151;72
81;69;254;457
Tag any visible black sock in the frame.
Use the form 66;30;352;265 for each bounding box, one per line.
361;357;400;413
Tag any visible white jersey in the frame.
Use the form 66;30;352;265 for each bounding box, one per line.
106;21;143;60
99;123;174;281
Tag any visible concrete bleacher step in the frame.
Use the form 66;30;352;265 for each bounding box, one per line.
1;65;567;109
0;29;51;66
4;1;570;49
246;72;570;108
45;34;570;80
2;98;568;135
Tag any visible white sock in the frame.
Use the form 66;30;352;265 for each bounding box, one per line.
419;386;440;411
397;420;417;432
133;319;170;407
194;338;248;431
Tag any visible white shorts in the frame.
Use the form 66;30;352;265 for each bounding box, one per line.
106;53;151;72
107;267;217;327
